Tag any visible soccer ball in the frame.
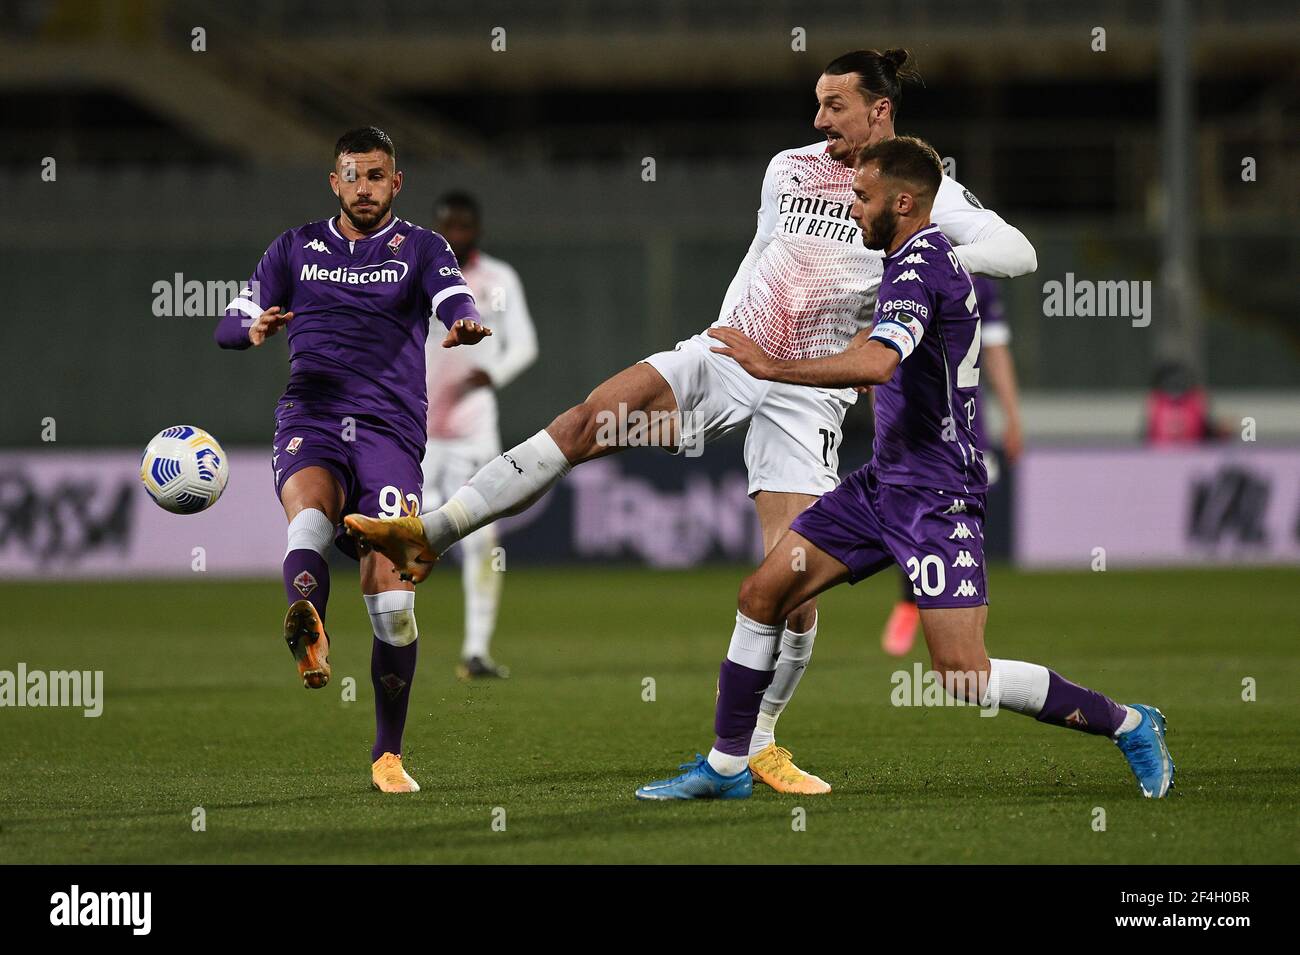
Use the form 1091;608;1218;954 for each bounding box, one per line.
140;425;230;514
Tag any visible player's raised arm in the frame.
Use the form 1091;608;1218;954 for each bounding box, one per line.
931;176;1037;279
214;231;293;349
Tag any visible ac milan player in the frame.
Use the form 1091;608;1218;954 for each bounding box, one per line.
214;127;491;793
634;137;1175;801
346;50;1038;794
424;191;539;680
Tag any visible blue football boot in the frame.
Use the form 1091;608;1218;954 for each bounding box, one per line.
635;754;753;801
1114;704;1176;798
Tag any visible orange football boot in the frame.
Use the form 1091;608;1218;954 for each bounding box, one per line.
749;744;832;795
283;599;331;689
371;752;421;793
343;507;438;584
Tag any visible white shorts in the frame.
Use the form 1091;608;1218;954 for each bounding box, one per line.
422;431;502;511
642;332;850;497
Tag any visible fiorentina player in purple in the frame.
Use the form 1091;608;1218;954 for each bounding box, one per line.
635;136;1175;801
879;274;1024;655
214;127;491;794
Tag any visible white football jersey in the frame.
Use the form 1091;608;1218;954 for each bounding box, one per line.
714;141;1014;362
426;250;538;441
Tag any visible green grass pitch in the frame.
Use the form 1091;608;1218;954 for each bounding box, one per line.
1;565;1296;864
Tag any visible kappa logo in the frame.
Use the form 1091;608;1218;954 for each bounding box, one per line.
899;253;927;265
387;232;406;255
953;550;979;568
949;522;974;540
893;269;921;283
942;499;967;515
952;579;979;598
303;239;331;254
286;436;303;455
293;571;318;597
912;238;935;249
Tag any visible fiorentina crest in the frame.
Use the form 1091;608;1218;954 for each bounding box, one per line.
387;232;406;255
379;673;408;700
293;571;317;597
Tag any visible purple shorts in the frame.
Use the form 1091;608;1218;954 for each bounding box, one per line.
791;464;988;609
272;413;424;561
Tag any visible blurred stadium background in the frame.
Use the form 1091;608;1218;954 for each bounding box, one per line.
2;0;1298;573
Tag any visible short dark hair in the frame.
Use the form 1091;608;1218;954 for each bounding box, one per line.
334;126;395;161
434;190;481;223
856;136;943;202
823;48;921;117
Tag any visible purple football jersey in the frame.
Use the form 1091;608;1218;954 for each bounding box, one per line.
215;215;478;456
866;224;987;494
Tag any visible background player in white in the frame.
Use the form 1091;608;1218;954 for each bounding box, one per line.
423;192;539;679
347;49;1037;793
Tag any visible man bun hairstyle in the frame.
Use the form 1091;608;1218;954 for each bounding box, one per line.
334;126;395;161
823;48;922;116
856;135;944;202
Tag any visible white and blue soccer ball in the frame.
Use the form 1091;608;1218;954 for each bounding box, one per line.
140;425;230;514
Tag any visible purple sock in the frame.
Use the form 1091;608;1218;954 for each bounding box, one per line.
712;659;776;757
283;549;330;621
371;638;418;761
1038;669;1126;736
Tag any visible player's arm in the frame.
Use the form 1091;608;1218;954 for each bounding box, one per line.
708;325;900;388
715;153;781;319
215;232;293;349
424;234;491;347
476;265;538;388
932;177;1037;279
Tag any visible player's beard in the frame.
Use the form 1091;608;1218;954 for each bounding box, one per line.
340;194;392;234
861;206;898;251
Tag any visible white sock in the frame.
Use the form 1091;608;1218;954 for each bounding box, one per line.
1116;706;1142;736
750;711;779;755
422;430;571;554
979;659;1051;714
707;748;749;776
726;611;782;670
285;507;335;556
364;590;418;647
460;525;501;660
750;615;818;755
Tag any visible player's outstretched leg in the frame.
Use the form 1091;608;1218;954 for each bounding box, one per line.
346;362;677;582
922;608;1176;798
363;554;421;793
881;566;920;657
637;532;849;801
746;492;831;794
279;469;342;689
